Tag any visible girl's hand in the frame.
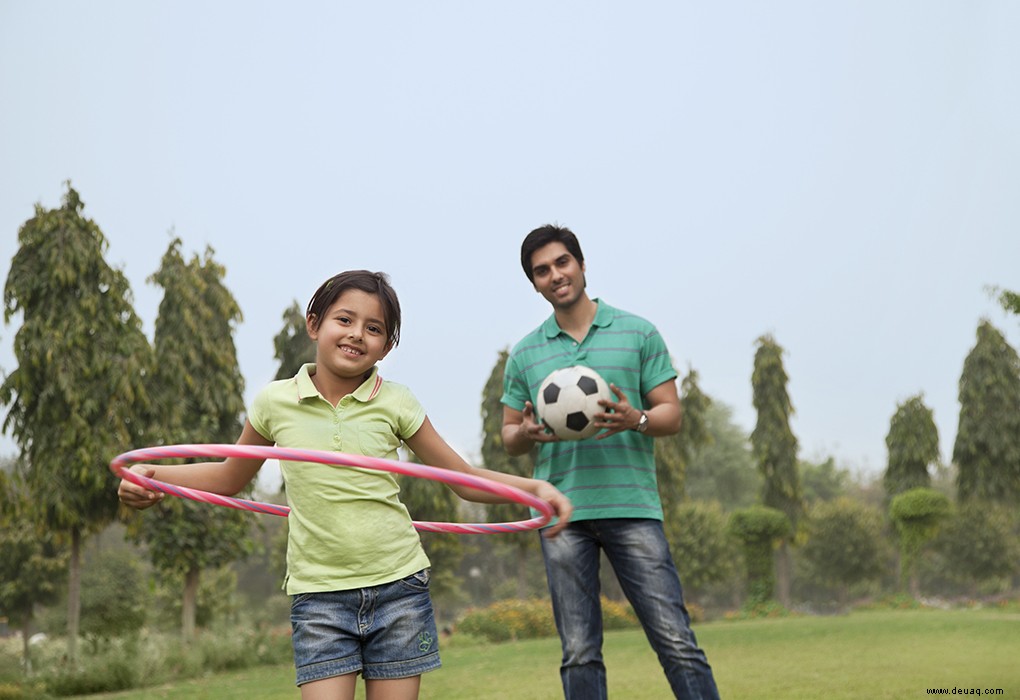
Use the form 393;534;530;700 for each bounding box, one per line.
535;480;573;538
117;465;164;510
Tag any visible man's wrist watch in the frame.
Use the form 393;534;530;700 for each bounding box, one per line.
634;411;649;433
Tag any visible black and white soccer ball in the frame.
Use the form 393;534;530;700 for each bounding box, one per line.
536;365;612;440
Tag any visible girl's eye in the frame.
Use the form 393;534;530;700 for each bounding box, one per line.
367;325;382;334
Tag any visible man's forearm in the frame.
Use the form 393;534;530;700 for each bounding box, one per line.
502;424;534;456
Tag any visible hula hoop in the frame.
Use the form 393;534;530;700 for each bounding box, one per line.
111;444;552;535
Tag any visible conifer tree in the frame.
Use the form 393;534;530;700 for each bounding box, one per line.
655;369;711;515
953;320;1020;503
1;184;152;660
479;349;537;597
750;334;802;605
883;394;939;501
132;239;254;639
273;300;315;380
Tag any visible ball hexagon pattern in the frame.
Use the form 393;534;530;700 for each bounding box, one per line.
536;365;612;440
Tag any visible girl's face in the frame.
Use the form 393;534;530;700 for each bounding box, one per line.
307;289;392;381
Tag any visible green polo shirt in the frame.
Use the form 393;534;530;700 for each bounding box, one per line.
502;300;677;521
249;364;430;594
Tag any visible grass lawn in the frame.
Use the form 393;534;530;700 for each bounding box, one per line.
79;608;1019;699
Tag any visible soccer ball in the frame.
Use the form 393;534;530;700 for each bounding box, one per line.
536;365;612;440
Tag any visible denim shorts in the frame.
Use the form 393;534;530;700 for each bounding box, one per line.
290;569;441;685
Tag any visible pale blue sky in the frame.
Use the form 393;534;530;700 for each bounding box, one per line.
2;2;1018;488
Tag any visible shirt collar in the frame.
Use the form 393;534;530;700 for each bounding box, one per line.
542;298;613;338
295;363;383;402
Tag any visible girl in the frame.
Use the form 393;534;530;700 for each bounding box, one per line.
118;270;572;700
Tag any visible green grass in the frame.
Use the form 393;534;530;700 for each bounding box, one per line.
77;609;1020;699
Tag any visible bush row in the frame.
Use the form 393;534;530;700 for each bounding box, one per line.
455;596;639;643
0;623;292;698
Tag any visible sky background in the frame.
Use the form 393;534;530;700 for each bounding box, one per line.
2;2;1018;491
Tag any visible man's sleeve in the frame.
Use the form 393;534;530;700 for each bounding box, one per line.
640;327;679;397
500;352;530;412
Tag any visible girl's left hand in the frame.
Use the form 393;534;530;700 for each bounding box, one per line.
535;481;573;538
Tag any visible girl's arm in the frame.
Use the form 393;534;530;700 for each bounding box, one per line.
117;420;273;510
405;417;573;537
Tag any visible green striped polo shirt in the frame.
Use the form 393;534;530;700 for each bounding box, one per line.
501;299;677;521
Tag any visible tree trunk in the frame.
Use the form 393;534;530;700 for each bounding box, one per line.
182;566;200;641
909;568;921;599
21;616;32;675
516;543;529;599
775;541;792;608
67;526;81;662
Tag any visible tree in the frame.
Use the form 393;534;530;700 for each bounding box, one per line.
996;287;1020;316
799;498;885;607
663;500;739;607
883;394;939;501
933;502;1018;596
684;402;760;510
655;369;712;515
1;184;153;661
799;457;849;504
273;300;315;380
130;239;254;640
0;468;67;673
79;547;146;651
952;320;1020;503
889;487;951;597
727;505;791;607
478;349;538;598
750;335;802;606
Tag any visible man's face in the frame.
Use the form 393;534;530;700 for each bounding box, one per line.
529;241;586;309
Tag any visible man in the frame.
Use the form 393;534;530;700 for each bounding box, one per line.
501;224;720;700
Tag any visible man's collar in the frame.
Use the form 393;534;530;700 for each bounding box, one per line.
542;298;612;338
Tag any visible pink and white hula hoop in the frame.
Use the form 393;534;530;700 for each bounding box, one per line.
111;444;552;535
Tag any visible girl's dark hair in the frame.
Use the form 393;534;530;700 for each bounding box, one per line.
520;224;585;283
306;270;402;346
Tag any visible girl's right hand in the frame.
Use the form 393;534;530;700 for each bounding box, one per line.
117;465;165;510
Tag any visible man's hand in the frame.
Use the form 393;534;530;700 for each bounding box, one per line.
518;401;562;444
594;383;643;439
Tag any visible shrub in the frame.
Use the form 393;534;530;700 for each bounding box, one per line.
26;620;293;696
728;505;792;605
0;683;28;700
723;600;797;620
43;653;138;696
456;597;640;643
600;597;639;630
456;599;556;642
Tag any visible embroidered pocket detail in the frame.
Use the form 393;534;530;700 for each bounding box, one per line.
418;631;434;652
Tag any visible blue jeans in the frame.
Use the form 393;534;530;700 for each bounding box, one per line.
540;519;720;700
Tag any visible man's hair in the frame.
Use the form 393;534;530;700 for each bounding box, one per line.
520;224;585;283
306;270;402;346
